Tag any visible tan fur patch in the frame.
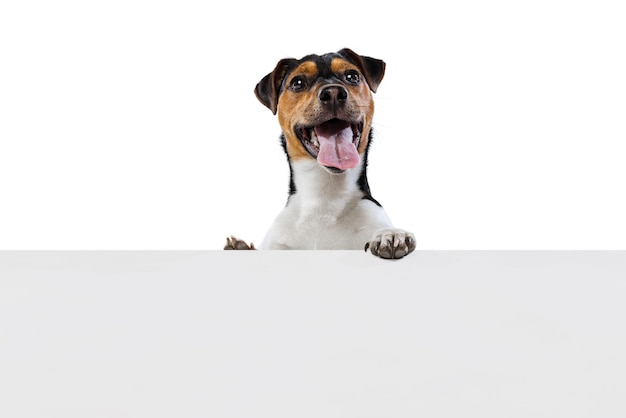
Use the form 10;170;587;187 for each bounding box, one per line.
277;62;319;161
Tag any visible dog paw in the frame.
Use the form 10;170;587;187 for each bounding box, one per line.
364;229;416;259
224;236;256;250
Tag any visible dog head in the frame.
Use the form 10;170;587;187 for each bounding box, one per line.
255;48;385;173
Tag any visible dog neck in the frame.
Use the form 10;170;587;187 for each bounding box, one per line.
291;158;363;200
280;130;378;205
284;158;365;224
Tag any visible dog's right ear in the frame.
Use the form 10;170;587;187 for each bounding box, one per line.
337;48;386;93
254;58;297;115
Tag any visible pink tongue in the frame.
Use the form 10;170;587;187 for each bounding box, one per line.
314;122;360;170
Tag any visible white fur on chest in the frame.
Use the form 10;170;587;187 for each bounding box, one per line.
260;159;393;250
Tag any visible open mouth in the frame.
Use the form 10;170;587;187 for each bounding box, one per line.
296;119;363;170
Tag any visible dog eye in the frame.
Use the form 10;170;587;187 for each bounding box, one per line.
289;76;307;92
345;70;360;85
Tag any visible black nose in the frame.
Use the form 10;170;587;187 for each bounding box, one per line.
318;84;348;108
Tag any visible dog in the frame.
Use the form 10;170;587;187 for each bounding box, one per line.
225;48;415;259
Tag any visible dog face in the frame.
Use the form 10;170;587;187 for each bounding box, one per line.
255;48;385;173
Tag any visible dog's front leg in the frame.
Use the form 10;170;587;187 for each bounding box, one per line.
224;236;256;250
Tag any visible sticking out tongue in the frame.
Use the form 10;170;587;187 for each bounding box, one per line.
314;120;360;170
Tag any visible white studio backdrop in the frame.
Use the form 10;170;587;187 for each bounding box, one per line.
1;0;625;250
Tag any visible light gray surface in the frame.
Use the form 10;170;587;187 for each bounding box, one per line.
1;251;625;417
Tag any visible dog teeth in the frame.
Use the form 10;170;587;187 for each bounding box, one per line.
311;130;319;148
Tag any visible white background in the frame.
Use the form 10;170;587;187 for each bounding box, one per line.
1;0;625;250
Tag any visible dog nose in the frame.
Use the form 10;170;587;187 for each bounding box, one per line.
318;85;348;108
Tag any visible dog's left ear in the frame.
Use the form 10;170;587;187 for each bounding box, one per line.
255;58;297;115
337;48;386;93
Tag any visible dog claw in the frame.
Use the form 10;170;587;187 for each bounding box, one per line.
224;236;256;250
365;229;416;260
